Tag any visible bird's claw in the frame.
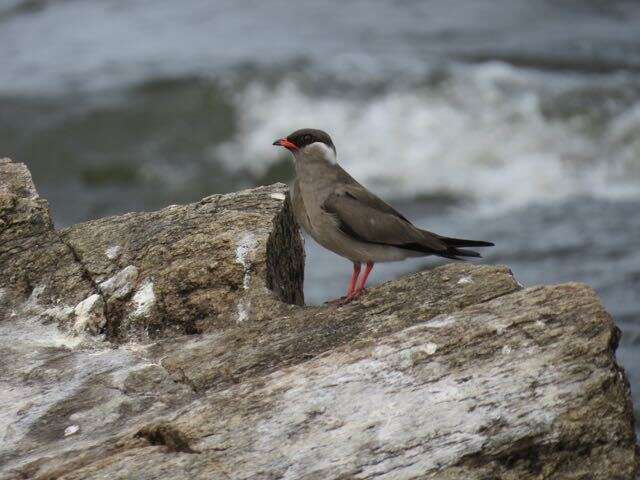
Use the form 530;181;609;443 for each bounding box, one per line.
325;296;347;306
326;289;367;306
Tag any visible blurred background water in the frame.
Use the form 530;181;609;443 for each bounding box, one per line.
0;0;639;427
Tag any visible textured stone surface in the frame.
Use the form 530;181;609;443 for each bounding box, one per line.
155;263;521;394
119;284;637;480
60;183;305;341
0;158;97;321
0;158;304;343
0;158;638;480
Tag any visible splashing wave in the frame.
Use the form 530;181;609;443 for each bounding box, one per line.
218;62;640;210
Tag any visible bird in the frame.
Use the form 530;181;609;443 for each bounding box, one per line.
272;128;494;305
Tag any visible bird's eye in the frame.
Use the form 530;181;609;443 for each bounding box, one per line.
303;134;311;144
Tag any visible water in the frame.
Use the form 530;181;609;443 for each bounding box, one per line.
1;0;639;428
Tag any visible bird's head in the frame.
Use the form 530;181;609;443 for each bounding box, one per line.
272;128;336;163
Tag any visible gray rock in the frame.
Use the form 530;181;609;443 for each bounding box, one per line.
59;183;305;341
0;157;304;342
73;293;106;334
0;158;637;480
98;265;139;299
0;159;97;322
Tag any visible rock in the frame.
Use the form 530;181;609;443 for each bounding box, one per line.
73;293;106;334
0;158;305;342
98;265;139;299
0;159;97;321
155;262;521;394
58;183;305;341
135;422;197;454
0;158;638;480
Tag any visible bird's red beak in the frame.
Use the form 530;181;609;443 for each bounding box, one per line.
272;138;299;151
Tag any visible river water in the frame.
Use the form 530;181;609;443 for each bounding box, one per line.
1;0;639;428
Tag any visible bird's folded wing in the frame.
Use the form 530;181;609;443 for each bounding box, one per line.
322;186;448;252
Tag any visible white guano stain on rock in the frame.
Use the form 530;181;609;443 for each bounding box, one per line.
235;232;257;290
269;192;286;201
99;265;138;299
237;300;250;323
457;276;474;285
64;425;80;436
73;294;106;334
131;279;156;318
105;245;121;260
235;232;258;323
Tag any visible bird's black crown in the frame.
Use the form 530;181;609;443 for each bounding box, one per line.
287;128;336;154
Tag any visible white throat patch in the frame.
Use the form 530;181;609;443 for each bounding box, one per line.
302;141;337;164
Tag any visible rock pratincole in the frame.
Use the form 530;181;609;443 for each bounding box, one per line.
273;128;494;304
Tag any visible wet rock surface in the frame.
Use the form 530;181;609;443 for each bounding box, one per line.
0;159;638;480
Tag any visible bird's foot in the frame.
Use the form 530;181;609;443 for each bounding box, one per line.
325;295;356;306
325;296;347;306
349;288;366;301
331;289;367;306
338;296;355;306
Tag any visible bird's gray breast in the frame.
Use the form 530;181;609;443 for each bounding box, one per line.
291;179;314;235
294;160;337;229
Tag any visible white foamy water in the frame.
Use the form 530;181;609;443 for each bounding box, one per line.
218;63;640;210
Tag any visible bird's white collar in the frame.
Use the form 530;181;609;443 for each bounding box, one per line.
299;141;337;164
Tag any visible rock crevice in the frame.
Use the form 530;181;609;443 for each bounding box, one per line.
58;235;111;333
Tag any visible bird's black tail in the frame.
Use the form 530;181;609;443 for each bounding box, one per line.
437;236;495;248
436;235;494;261
397;232;494;260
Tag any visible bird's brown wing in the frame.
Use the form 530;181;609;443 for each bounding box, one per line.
331;166;412;222
322;184;449;253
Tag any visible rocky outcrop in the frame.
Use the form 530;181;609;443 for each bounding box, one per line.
0;157;304;343
0;158;638;480
59;182;305;341
0;159;98;323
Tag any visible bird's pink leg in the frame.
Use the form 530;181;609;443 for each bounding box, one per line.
327;262;361;305
339;262;375;304
352;261;374;298
347;262;361;297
